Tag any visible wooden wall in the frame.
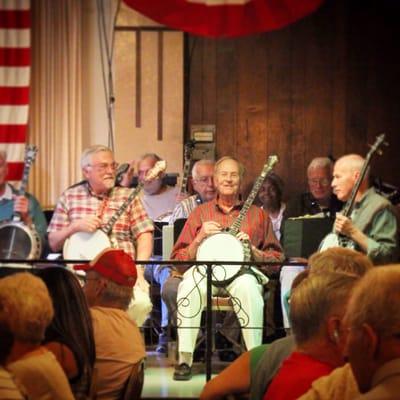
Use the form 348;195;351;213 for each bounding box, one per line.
185;0;400;199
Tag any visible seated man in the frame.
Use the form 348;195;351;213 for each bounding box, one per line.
75;248;146;400
48;145;154;327
281;156;343;330
344;265;400;399
122;152;181;352
285;156;342;218
121;152;179;221
171;156;283;381
169;159;216;223
0;272;74;399
0;150;48;257
327;154;398;264
162;159;216;328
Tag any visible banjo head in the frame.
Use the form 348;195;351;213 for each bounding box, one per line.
196;232;245;283
63;230;111;260
0;221;41;260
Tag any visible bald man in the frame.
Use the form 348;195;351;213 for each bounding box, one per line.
330;154;398;264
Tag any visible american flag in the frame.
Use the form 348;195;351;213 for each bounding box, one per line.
0;0;30;185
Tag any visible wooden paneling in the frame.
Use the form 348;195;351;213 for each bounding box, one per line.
186;0;400;199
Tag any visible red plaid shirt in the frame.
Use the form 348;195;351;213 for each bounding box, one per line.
49;183;154;259
171;198;283;262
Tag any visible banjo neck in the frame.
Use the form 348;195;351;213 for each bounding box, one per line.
101;160;167;235
229;155;279;236
336;133;387;225
14;145;38;222
179;140;195;198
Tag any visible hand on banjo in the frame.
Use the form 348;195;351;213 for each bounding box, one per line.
236;231;250;242
71;216;102;234
13;195;29;220
334;214;356;238
197;221;222;242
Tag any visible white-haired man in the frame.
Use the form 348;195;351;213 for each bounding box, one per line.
286;157;342;218
330;154;398;264
48;145;154;326
169;159;216;223
171;156;283;380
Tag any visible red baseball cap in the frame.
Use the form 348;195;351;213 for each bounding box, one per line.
74;248;137;288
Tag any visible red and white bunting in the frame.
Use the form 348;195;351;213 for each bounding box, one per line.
123;0;324;38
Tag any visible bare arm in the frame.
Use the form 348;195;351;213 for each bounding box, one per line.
200;351;250;400
48;216;101;252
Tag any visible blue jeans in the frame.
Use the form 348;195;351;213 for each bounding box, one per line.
144;258;171;328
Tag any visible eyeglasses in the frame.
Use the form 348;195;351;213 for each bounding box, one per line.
308;178;331;187
194;176;213;184
87;162;118;172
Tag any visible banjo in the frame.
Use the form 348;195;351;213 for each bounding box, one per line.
0;145;42;260
196;155;279;286
63;160;166;260
319;133;387;251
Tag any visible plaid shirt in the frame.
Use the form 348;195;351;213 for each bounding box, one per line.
171;198;283;262
48;182;154;258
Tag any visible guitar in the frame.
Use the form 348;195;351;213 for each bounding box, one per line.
196;155;279;285
63;160;166;260
319;133;387;251
0;145;42;259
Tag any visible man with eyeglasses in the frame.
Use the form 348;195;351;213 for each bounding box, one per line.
169;159;216;224
286;157;342;218
48;145;154;327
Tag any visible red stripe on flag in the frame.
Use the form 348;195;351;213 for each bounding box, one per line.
0;48;30;66
0;125;27;142
0;87;29;105
0;10;31;29
6;162;24;181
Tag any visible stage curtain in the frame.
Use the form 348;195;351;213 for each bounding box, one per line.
29;0;84;208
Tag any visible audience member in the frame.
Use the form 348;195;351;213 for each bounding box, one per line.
0;272;74;399
325;154;398;264
171;156;283;381
37;267;96;399
263;272;357;400
74;248;146;400
0;320;25;399
48;145;154;326
285;157;342;218
344;265;400;399
258;172;285;241
0;150;48;254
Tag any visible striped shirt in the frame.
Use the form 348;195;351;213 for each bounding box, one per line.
171;198;283;262
48;183;154;258
169;194;202;224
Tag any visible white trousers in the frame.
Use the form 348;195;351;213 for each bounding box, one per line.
127;286;153;327
177;266;264;354
280;265;306;328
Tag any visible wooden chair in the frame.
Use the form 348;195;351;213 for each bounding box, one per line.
120;360;145;400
